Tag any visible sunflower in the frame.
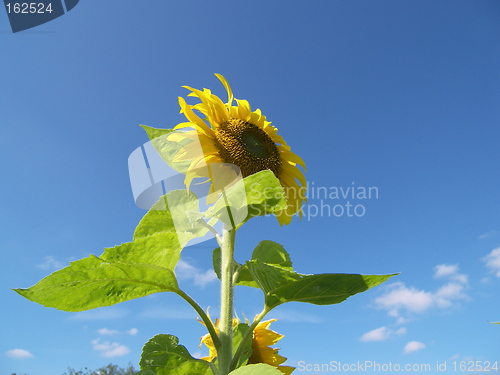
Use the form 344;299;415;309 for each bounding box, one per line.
168;74;306;225
200;318;294;375
247;319;295;375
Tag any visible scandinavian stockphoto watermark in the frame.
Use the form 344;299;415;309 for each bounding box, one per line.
128;131;380;244
298;181;379;220
128;134;379;223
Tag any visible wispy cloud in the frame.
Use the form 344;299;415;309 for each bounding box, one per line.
359;326;406;342
478;230;497;240
433;282;468;308
482;247;500;277
97;328;139;336
127;328;139;335
5;349;34;359
403;341;426;354
374;264;469;323
434;264;468;284
98;328;120;335
36;256;65;271
176;259;218;287
91;338;130;358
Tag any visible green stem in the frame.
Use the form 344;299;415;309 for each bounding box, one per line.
176;289;221;352
229;306;271;371
218;224;236;375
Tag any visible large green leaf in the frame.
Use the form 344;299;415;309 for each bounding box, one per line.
102;232;182;269
229;364;284;375
14;230;187;312
14;255;179;312
133;191;209;248
246;260;396;309
213;241;294;289
140;334;211;375
205;170;286;228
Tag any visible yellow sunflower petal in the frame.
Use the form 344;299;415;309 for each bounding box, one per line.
177;97;212;136
235;99;252;121
280;149;307;170
282;162;307;188
215;73;234;106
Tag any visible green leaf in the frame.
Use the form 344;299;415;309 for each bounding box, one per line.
251;240;292;270
213;241;294;289
232;323;253;367
246;260;397;309
205;170;286;228
140;334;211;375
141;125;193;174
140;125;174;141
102;232;182;270
236;240;293;288
14;254;179;312
133;191;209;248
212;246;222;279
229;363;284;375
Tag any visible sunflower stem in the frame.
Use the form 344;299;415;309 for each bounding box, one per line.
218;223;236;375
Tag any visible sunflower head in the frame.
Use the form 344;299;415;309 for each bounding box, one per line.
247;319;295;375
170;74;307;225
199;318;294;375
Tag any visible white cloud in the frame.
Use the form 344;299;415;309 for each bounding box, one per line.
36;256;65;271
176;259;218;287
360;326;406;342
98;328;138;336
434;282;469;308
127;328;139;335
478;230;497;240
5;349;34;359
374;265;470;322
403;341;426;354
434;264;468;284
434;264;459;278
375;282;434;319
91;339;130;358
483;248;500;277
98;328;120;335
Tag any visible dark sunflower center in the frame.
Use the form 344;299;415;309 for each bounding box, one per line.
215;118;282;178
240;130;272;159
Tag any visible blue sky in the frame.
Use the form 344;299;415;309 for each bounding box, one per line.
1;1;499;374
